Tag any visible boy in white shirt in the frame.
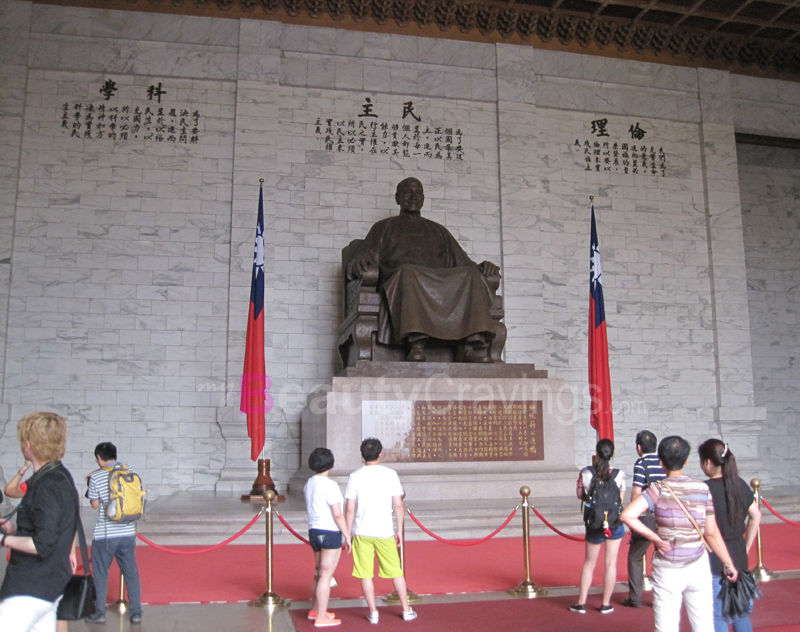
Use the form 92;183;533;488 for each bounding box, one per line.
345;438;417;623
304;448;351;628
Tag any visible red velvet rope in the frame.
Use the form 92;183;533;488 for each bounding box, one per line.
136;509;264;554
761;497;800;527
276;510;310;544
407;507;518;546
530;506;585;542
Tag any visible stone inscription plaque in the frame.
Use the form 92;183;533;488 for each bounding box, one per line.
410;401;543;462
362;400;413;456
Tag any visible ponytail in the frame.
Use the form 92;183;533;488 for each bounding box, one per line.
595;439;614;482
698;438;745;525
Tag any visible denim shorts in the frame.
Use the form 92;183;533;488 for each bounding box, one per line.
585;523;625;544
308;528;343;551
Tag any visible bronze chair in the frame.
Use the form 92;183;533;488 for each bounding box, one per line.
337;239;507;369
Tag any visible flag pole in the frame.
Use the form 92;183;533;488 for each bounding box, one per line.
242;179;270;501
592;194;598;451
589;195;614;443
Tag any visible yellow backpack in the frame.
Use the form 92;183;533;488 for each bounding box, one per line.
104;465;146;523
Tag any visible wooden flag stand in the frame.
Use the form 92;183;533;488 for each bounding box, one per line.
241;458;285;502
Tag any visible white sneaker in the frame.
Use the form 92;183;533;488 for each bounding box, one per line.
402;609;417;621
367;611;379;624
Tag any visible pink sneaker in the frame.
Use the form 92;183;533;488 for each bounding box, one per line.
315;617;342;627
308;611;336;620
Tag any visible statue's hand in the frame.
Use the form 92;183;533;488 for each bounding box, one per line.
478;261;499;277
348;249;378;279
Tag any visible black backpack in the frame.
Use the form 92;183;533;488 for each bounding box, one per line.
582;467;623;530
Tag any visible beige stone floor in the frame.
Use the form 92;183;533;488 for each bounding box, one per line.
5;563;800;632
61;585;586;632
61;566;800;632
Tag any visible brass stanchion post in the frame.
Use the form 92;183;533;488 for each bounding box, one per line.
384;499;421;605
251;490;289;608
106;571;129;614
750;478;775;582
642;553;653;591
508;486;546;597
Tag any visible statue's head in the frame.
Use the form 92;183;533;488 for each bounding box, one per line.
395;177;425;213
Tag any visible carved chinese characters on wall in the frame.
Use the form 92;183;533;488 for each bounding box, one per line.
315;97;465;160
572;118;668;177
60;78;202;143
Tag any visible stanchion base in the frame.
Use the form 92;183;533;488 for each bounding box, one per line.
624;575;653;592
508;581;547;598
752;564;776;582
383;589;423;605
250;591;290;609
106;600;129;615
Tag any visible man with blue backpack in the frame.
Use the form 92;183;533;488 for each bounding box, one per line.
85;442;145;625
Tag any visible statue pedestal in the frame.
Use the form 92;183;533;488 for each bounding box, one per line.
290;364;576;501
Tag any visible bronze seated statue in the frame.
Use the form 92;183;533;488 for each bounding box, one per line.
337;177;507;368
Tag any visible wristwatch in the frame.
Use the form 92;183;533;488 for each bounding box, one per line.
1;534;7;547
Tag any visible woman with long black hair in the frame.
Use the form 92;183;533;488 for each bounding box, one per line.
698;439;761;632
571;439;625;614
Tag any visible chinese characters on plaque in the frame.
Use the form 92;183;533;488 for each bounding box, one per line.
361;400;544;463
60;79;202;143
413;401;543;462
573;118;667;177
315;97;465;160
361;401;415;458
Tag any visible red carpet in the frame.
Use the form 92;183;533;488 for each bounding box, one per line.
289;578;800;632
119;522;800;605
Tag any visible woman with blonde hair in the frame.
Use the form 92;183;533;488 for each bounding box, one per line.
0;412;79;632
4;457;73;632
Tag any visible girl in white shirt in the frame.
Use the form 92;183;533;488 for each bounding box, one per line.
571;439;626;614
304;448;352;628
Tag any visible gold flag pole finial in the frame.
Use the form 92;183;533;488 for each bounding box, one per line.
590;195;594;201
259;178;264;184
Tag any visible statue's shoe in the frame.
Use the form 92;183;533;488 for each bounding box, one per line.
406;348;427;361
464;345;493;363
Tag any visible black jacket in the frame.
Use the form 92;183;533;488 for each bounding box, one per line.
0;461;78;602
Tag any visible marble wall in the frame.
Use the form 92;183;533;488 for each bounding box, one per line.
0;0;795;497
4;64;238;488
0;0;32;440
740;145;800;487
732;74;800;486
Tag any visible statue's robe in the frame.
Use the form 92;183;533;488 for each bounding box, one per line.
352;212;496;345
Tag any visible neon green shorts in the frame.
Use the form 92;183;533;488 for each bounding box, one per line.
351;535;402;579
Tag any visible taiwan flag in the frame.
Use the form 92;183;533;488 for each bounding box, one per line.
589;201;614;442
241;185;267;461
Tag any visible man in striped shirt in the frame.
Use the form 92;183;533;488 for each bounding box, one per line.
85;442;143;625
622;430;665;608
